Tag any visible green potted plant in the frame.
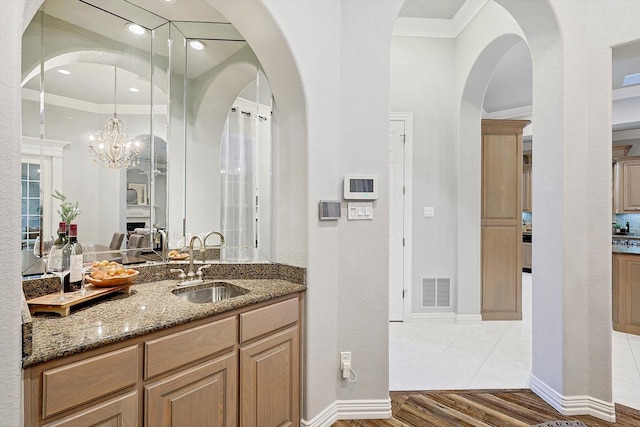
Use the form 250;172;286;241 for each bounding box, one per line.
52;190;81;227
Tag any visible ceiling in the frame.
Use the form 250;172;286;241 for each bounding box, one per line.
25;0;640;137
399;0;467;19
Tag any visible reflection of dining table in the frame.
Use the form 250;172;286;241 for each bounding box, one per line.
93;244;161;265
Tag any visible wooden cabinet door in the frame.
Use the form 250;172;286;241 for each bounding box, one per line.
624;257;640;335
522;164;532;212
622;159;640;212
42;391;137;427
481;120;529;320
145;352;237;427
613;254;623;330
240;326;300;427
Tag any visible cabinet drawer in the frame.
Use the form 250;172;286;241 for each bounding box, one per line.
43;391;138;427
145;316;236;379
240;297;298;343
42;345;138;418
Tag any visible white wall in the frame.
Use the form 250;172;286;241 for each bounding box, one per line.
390;36;458;314
0;0;25;423
212;0;401;420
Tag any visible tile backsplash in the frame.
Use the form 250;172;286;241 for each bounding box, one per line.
615;214;640;235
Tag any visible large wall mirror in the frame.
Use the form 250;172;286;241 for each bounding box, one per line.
21;0;273;276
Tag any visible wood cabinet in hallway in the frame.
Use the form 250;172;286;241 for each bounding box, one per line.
481;119;530;321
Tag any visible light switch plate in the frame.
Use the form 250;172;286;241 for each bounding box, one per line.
348;202;373;220
424;206;435;217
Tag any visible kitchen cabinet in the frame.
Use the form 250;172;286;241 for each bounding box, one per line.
144;316;238;427
41;392;138;427
145;354;237;427
481;119;529;321
239;298;300;427
612;253;640;335
615;158;640;213
522;156;532;212
24;295;302;427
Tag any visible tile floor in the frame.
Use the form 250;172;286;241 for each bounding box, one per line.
389;273;640;410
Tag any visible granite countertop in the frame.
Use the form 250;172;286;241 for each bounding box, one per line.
22;263;305;368
612;245;640;255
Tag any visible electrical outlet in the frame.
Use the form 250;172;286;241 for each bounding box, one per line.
340;351;352;379
340;351;351;365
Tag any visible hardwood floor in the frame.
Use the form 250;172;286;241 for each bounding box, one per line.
331;390;640;427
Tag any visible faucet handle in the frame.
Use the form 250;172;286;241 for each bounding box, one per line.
169;268;186;279
196;264;210;278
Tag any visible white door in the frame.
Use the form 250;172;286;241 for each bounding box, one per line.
389;117;409;321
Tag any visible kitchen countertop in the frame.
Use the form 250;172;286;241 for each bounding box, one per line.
612;244;640;255
22;263;305;368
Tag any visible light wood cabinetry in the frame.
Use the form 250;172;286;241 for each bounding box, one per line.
481;119;529;321
613;254;640;335
145;353;237;427
614;157;640;213
144;316;236;379
239;299;300;427
42;345;138;418
522;156;532;212
24;295;302;427
42;391;138;427
613;254;622;330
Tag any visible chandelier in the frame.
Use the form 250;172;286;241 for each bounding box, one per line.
89;67;141;169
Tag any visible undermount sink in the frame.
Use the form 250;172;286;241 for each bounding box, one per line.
172;282;248;304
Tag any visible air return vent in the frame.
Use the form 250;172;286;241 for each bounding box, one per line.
422;278;451;308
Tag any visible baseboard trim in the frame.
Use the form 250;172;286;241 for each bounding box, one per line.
300;398;392;427
530;374;616;423
410;313;482;325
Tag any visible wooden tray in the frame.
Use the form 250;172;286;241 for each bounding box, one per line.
27;284;133;317
85;270;139;287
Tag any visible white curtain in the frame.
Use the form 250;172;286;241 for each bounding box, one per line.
220;108;256;261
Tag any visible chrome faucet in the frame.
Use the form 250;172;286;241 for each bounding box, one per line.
203;230;225;247
203;231;225;261
186;234;205;280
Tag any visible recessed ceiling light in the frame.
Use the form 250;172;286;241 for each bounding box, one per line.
57;69;71;75
623;72;640;87
161;0;176;3
126;23;146;35
189;40;206;51
129;87;139;93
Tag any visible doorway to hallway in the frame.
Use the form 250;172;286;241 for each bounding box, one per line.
389;114;413;322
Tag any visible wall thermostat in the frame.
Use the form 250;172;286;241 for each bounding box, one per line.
343;175;378;200
319;200;341;220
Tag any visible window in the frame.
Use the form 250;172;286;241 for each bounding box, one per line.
21;162;41;250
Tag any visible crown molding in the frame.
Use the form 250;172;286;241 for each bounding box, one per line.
483;105;532;120
613;128;640;142
613;84;640;101
21;136;69;158
393;0;489;39
21;88;167;115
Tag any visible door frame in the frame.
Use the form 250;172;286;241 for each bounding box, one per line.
390;112;413;322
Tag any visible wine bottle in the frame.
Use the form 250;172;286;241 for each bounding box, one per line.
63;224;83;292
53;221;67;246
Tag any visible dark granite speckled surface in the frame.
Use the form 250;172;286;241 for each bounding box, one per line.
22;263;305;368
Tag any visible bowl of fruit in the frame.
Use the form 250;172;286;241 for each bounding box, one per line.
85;261;139;287
168;249;189;261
